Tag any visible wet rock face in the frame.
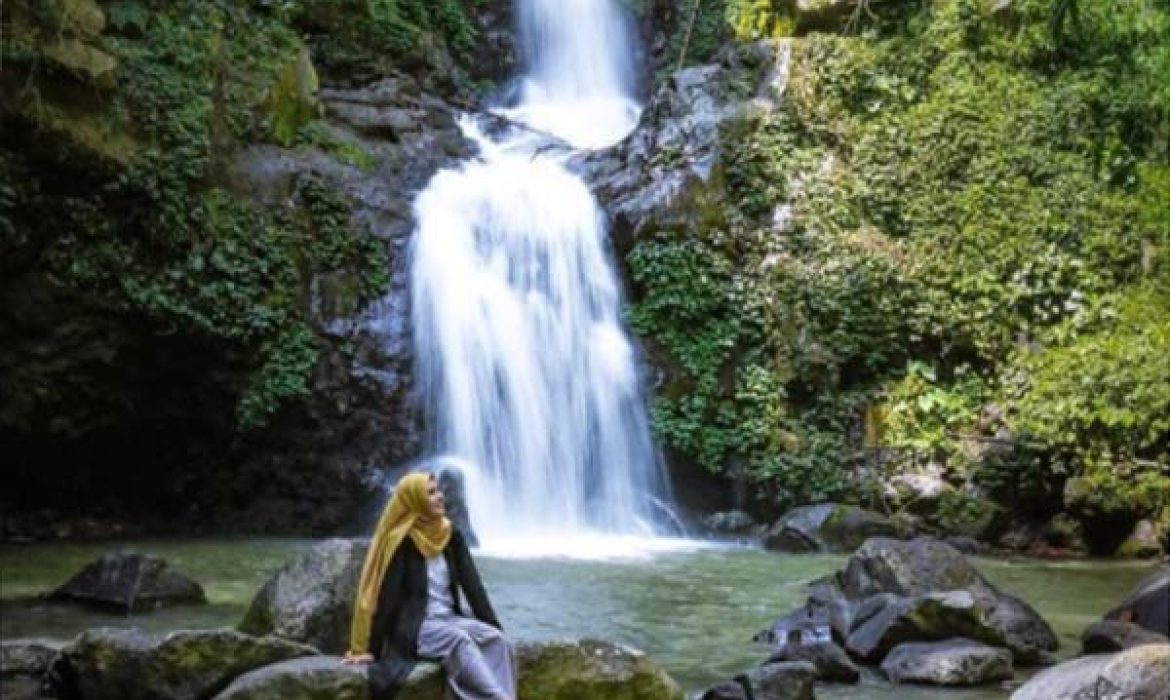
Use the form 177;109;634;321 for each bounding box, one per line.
221;73;479;534
49;553;205;613
576;39;793;255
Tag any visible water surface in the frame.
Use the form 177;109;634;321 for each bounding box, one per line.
1;539;1156;698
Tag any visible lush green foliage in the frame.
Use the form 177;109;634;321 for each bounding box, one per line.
1;0;389;430
627;0;1170;522
259;0;482;78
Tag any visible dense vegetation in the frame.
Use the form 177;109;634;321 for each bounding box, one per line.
0;0;484;530
0;0;485;435
626;0;1169;550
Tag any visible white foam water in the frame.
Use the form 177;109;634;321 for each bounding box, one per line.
408;0;683;557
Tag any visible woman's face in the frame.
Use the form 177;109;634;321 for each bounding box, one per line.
424;477;446;519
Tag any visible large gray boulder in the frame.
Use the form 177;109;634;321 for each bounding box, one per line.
844;538;1056;664
763;504;897;554
846;591;1004;662
1104;566;1169;637
50;627;317;700
215;640;683;700
839;537;992;599
761;537;1057;666
1011;643;1170;700
239;538;368;654
49;552;205;613
881;639;1013;686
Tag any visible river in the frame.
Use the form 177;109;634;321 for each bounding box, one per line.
0;538;1155;698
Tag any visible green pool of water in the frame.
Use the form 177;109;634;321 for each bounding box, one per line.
0;539;1157;698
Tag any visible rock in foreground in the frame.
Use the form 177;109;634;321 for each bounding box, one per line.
215;640;682;700
51;627;317;700
1011;643;1170;700
239;538;368;654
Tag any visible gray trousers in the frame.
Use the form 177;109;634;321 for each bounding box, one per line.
417;615;517;700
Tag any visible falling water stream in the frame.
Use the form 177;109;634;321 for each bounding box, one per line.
409;0;681;555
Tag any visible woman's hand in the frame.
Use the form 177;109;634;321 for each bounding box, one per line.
342;651;374;665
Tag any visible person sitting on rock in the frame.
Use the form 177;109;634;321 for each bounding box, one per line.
343;471;516;700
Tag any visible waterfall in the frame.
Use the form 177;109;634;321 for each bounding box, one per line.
408;0;679;555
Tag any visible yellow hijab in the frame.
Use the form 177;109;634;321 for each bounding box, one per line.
349;472;452;654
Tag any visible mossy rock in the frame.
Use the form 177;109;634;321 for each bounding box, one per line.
52;628;318;700
516;640;684;700
267;48;321;148
935;493;1009;543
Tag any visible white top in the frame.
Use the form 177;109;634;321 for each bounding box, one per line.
425;555;456;619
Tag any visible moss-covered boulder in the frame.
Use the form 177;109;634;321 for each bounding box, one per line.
51;628;318;700
516;640;683;700
763;503;897;553
1115;520;1166;559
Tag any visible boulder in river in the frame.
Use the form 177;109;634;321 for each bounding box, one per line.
1081;619;1169;654
739;661;816;700
1010;643;1170;700
765;641;860;683
761;537;1058;666
880;638;1013;686
763;504;897;554
50;627;317;700
239;538;367;654
703;510;760;537
1103;565;1169;637
49;552;205;613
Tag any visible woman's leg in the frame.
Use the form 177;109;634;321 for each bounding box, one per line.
418;617;512;700
452;618;517;699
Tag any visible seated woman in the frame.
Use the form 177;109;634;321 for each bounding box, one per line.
344;472;516;700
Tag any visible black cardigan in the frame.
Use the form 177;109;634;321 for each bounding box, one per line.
367;529;502;700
